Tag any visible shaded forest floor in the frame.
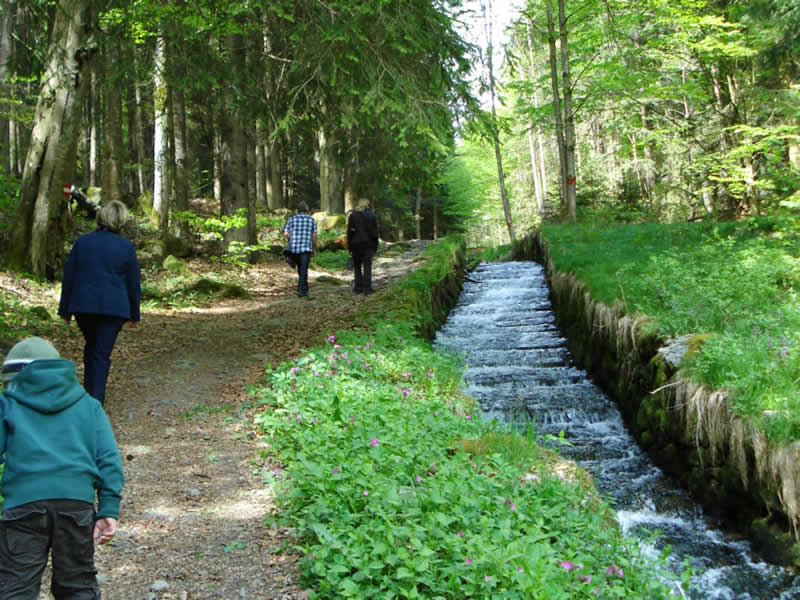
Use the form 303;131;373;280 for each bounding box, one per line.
4;240;432;600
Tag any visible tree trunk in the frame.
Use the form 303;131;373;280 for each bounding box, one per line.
152;31;170;236
484;0;514;243
546;2;567;217
432;196;438;240
266;138;281;210
318;125;336;213
255;122;266;208
88;66;100;187
220;30;249;247
0;5;11;173
172;86;190;238
10;0;95;278
558;0;576;222
102;37;124;205
343;157;358;214
526;21;546;216
133;44;148;199
415;186;422;239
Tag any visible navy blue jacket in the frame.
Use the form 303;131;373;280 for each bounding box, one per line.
58;229;141;322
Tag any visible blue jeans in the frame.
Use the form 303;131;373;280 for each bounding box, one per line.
75;314;126;405
296;252;312;296
0;500;100;599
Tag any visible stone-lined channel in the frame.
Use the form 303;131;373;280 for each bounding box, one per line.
434;261;800;599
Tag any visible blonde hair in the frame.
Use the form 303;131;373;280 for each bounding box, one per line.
97;200;129;233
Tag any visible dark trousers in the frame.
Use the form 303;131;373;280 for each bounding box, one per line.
0;500;100;600
351;245;374;292
75;314;125;405
296;251;312;297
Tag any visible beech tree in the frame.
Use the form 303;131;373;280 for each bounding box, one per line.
9;0;96;277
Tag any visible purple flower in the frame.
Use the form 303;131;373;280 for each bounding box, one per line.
456;531;463;537
559;561;576;571
402;371;410;377
416;475;422;483
606;563;624;578
334;344;342;349
363;490;369;496
401;387;410;397
484;576;491;582
465;557;471;565
327;335;336;343
332;467;339;474
465;414;471;420
371;437;379;447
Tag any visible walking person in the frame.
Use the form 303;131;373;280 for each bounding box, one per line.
0;337;124;599
347;198;379;294
282;201;317;298
58;200;141;406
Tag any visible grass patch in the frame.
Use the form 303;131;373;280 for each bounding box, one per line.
314;250;351;272
541;217;800;443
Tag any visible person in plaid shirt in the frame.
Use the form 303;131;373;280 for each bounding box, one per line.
282;201;318;298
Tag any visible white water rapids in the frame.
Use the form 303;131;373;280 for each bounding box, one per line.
434;262;800;599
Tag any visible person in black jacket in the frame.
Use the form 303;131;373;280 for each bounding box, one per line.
346;198;379;294
58;200;141;406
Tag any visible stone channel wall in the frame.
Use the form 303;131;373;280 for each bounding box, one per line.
513;231;800;567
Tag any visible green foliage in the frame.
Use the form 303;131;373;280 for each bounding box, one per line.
253;325;674;599
314;250;351;272
0;288;61;348
141;275;249;308
541;218;800;443
174;209;248;241
0;169;20;243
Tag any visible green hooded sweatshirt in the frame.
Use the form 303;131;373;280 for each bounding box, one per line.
0;359;124;518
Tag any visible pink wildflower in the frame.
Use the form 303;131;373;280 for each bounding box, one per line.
371;437;379;447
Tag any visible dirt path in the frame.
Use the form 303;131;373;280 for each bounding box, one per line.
32;241;432;600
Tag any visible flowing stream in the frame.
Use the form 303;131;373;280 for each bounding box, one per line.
434;261;800;599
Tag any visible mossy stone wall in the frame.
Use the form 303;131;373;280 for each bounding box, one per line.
513;231;800;568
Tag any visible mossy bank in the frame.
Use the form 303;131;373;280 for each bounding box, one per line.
513;231;800;569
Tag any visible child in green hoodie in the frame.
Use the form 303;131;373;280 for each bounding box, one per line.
0;337;124;599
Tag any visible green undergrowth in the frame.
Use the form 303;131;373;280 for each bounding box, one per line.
140;274;249;308
252;326;676;599
250;237;677;599
313;250;351;272
540;217;800;443
0;286;62;349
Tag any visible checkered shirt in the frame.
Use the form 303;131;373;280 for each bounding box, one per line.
283;212;317;254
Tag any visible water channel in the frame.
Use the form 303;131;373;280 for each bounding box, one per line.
433;261;800;599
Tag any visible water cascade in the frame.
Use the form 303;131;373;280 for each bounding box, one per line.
434;262;800;599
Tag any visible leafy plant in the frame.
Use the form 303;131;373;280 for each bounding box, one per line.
253;325;675;599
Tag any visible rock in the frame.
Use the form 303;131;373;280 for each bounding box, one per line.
151;580;170;592
184;488;202;499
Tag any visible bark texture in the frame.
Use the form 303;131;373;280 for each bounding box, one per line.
11;0;95;278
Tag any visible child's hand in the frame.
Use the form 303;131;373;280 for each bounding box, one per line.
93;517;117;544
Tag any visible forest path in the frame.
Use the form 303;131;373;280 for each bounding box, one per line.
37;240;432;600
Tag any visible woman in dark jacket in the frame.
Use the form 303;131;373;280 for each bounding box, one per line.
58;200;141;406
